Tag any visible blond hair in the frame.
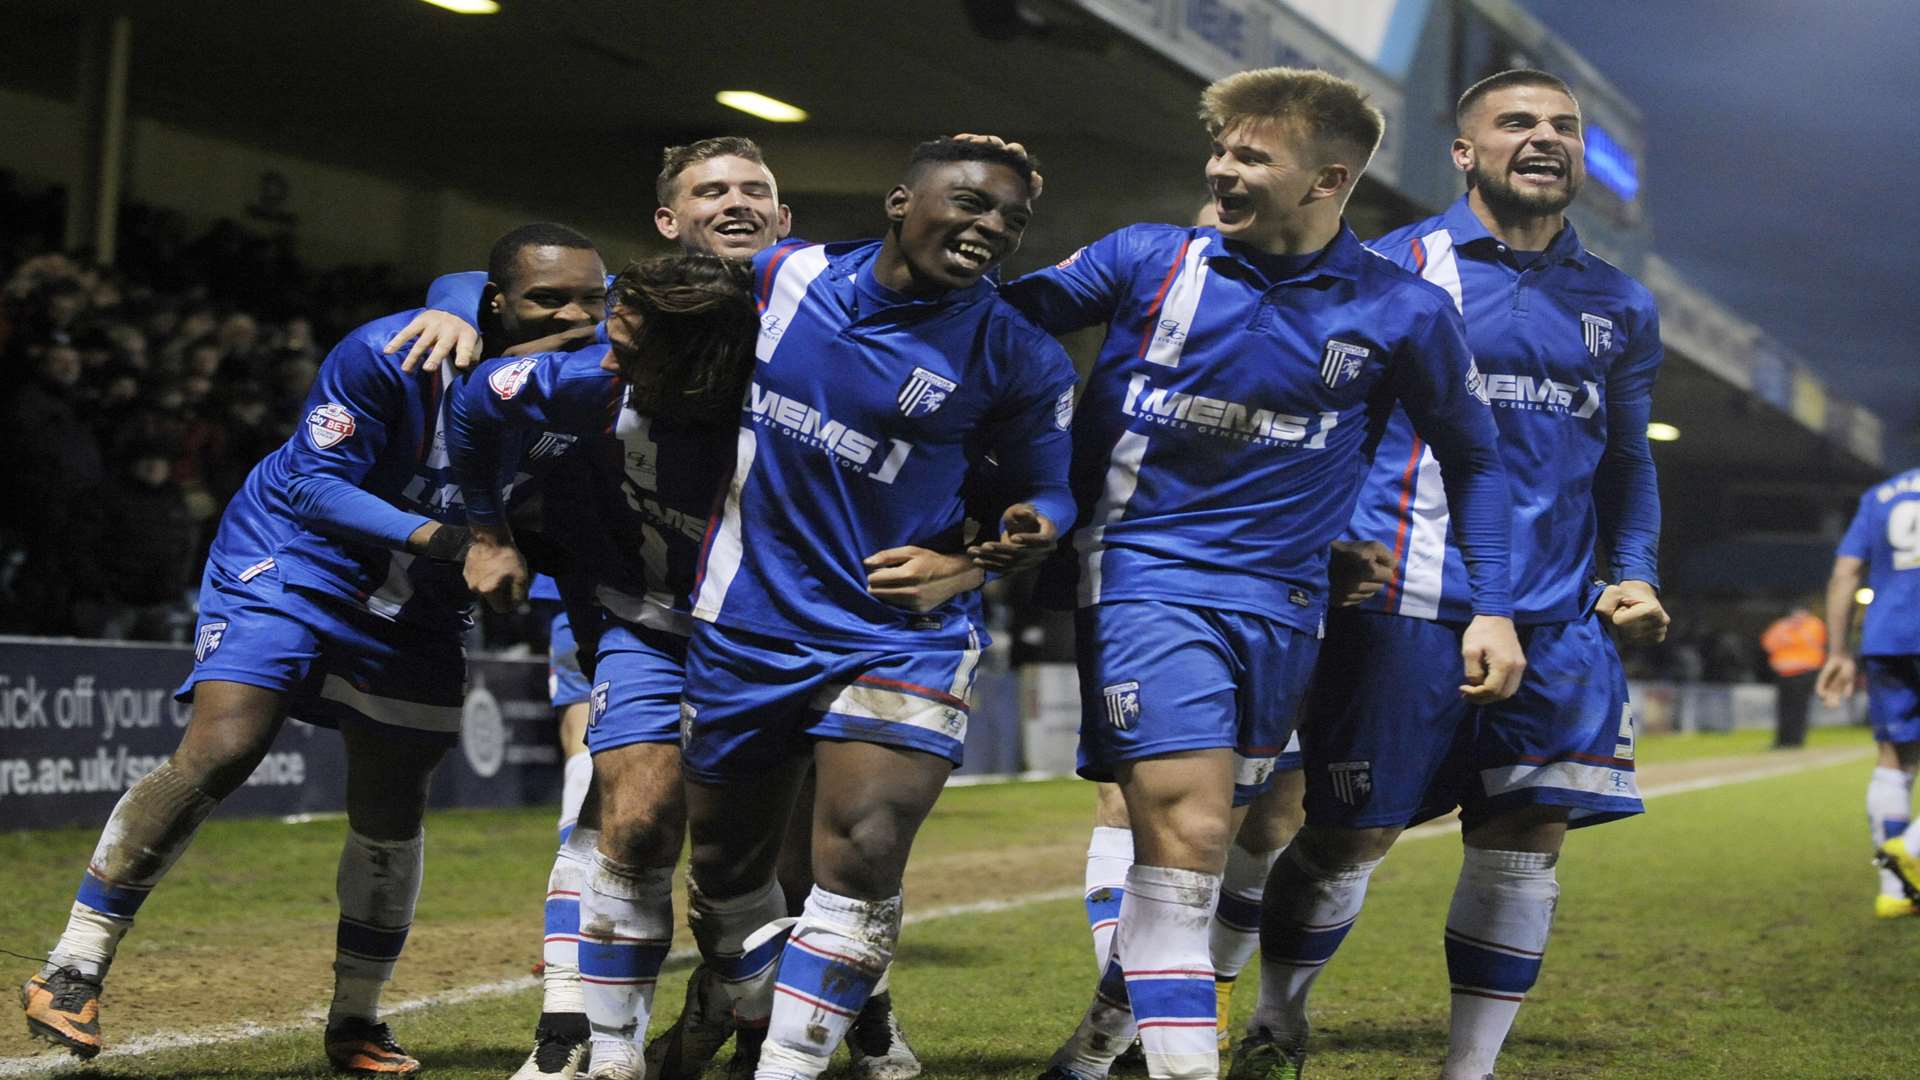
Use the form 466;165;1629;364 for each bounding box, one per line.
1200;67;1385;166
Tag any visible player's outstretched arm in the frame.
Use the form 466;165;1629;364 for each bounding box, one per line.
1328;539;1394;607
1816;554;1866;706
865;547;986;613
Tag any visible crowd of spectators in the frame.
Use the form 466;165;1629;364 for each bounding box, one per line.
0;173;426;640
0;173;1792;684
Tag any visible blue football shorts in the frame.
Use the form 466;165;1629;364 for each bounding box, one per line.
1073;600;1320;807
1301;608;1641;831
564;602;689;756
679;621;982;784
546;608;592;711
180;562;464;743
1865;655;1920;744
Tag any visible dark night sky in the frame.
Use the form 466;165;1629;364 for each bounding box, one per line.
1517;0;1920;462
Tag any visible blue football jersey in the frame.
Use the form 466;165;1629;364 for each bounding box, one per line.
1000;222;1512;637
449;346;735;635
1838;468;1920;656
1348;197;1664;624
204;308;497;634
690;239;1078;650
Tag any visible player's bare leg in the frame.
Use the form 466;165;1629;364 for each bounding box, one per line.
572;742;684;1079
1100;750;1234;1080
749;741;950;1080
1052;773;1298;1080
1868;740;1920;914
664;763;808;1080
771;764;922;1080
323;721;449;1076
23;680;283;1059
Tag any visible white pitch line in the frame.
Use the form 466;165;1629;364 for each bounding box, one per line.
0;746;1869;1077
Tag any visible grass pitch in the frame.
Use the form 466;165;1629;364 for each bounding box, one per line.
3;725;1912;1078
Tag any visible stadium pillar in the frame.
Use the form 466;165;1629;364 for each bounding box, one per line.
67;14;132;264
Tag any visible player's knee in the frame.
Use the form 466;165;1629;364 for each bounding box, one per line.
172;719;276;797
600;799;686;867
1297;823;1397;866
813;810;910;898
1236;800;1306;854
1134;804;1233;870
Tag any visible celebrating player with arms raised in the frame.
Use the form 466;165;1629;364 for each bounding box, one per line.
998;67;1519;1080
1243;69;1669;1080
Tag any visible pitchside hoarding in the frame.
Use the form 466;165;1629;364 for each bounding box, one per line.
0;637;564;831
0;638;1029;832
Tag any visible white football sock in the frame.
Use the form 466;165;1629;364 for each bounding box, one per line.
1441;847;1558;1080
1868;767;1913;896
557;752;592;843
579;853;673;1064
758;887;899;1080
1084;826;1134;971
540;826;597;1016
48;760;218;980
1248;844;1380;1050
1119;865;1220;1080
330;830;425;1024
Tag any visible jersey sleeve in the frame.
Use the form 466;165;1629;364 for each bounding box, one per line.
280;333;432;549
1837;492;1876;560
426;271;487;328
448;350;622;525
1592;295;1664;585
1390;300;1514;617
977;324;1078;533
998;227;1136;335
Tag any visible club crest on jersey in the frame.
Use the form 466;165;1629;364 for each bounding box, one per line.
1581;313;1614;357
898;366;958;418
1327;760;1373;807
489;358;538;400
1320;340;1369;389
589;682;610;728
1102;681;1141;731
1054;387;1075;431
195;621;229;663
306;403;356;449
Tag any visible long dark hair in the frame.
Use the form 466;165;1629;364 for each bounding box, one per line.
609;254;757;425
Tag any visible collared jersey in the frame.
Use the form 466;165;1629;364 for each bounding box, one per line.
449;345;736;636
1349;197;1664;624
691;238;1078;650
207;308;479;634
1838;468;1920;656
1000;222;1512;636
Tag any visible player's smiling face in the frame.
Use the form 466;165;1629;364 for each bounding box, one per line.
490;245;608;347
884;159;1032;292
1204;119;1327;250
1457;84;1585;217
655;155;792;259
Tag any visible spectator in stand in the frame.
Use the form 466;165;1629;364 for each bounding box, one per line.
0;339;106;634
71;439;199;642
1761;605;1827;748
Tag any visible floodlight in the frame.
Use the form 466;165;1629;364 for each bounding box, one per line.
716;91;809;123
